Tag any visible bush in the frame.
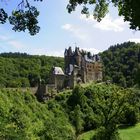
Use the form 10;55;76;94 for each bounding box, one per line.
122;107;138;126
92;126;120;140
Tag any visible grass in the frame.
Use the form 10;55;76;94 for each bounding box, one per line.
119;123;140;140
78;131;95;140
78;123;140;140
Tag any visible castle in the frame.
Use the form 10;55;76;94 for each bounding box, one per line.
49;47;102;90
5;47;102;101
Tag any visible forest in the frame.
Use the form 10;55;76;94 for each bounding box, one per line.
0;83;139;139
0;0;140;139
0;53;64;87
101;42;140;87
0;42;140;139
0;41;140;88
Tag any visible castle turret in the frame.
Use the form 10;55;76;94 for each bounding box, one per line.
64;48;68;56
64;46;73;74
74;47;82;67
68;46;73;56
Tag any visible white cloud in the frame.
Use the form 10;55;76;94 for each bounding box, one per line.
128;38;140;43
62;24;72;30
80;14;126;32
80;15;94;23
29;47;100;57
82;47;101;54
30;48;64;57
7;40;25;48
62;23;88;40
46;50;64;57
46;48;100;57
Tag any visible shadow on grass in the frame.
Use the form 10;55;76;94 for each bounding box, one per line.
118;124;136;129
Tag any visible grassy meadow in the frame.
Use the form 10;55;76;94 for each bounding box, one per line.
78;123;140;140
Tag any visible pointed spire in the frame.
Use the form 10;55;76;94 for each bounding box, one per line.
64;48;68;56
75;47;81;56
68;46;73;56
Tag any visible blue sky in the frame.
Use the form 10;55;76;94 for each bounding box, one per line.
0;0;140;57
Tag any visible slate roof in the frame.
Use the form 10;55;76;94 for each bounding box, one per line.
53;67;64;75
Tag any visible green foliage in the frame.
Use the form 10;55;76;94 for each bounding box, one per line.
101;42;140;87
65;83;139;139
92;126;119;140
0;89;75;140
123;107;138;126
0;53;64;88
120;88;140;126
0;8;8;24
135;65;140;87
67;0;140;30
0;82;139;139
9;6;40;35
1;0;140;35
0;0;42;35
67;85;87;109
70;105;84;135
83;84;129;140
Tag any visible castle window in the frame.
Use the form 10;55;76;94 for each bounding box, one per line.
88;69;91;72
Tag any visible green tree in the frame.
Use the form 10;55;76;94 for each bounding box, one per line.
101;42;140;87
0;0;140;35
0;53;64;88
71;105;84;137
0;89;76;139
0;0;42;35
135;65;140;87
86;84;134;140
67;85;87;109
68;0;140;30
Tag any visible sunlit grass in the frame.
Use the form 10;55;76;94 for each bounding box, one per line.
119;123;140;140
78;123;140;140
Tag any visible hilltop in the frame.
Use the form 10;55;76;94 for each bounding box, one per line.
101;42;140;87
0;41;140;88
0;54;64;87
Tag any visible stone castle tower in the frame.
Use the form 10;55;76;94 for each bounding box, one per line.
36;47;103;100
64;47;102;88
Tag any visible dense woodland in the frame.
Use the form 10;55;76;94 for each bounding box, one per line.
1;0;140;35
0;42;140;139
101;42;140;87
0;83;139;139
1;0;140;138
0;53;64;87
0;41;140;88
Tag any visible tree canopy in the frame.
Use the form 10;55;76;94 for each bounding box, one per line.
101;42;140;87
0;53;64;87
0;0;140;35
67;0;140;30
0;0;43;35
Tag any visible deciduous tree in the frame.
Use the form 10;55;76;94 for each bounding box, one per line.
0;0;140;35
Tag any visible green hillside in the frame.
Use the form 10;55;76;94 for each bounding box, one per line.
0;88;75;139
119;123;140;140
1;42;140;88
0;83;139;139
0;42;140;139
0;53;64;87
101;42;140;87
78;123;140;140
